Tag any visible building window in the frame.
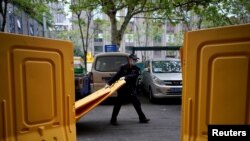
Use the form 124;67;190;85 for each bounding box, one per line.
17;19;21;29
166;34;175;43
94;33;103;42
8;12;15;33
17;18;23;34
94;46;103;55
36;26;39;36
29;24;34;35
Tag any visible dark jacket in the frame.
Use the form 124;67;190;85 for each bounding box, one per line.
108;63;140;94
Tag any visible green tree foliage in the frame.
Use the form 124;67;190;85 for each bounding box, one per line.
0;0;55;31
77;0;225;49
54;29;85;57
167;0;250;29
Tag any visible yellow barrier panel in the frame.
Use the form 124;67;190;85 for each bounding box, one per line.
75;79;126;121
0;33;76;141
0;32;126;141
181;24;250;141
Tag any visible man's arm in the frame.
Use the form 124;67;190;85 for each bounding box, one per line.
107;66;123;85
124;66;140;81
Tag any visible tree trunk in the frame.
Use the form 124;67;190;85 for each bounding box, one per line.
107;9;131;50
135;22;146;62
84;11;92;73
77;12;87;72
145;21;149;60
0;0;8;32
109;13;120;48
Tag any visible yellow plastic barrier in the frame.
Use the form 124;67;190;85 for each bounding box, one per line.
75;79;125;121
0;32;126;141
0;33;76;141
181;24;250;141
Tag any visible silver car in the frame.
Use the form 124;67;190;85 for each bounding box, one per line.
141;58;182;102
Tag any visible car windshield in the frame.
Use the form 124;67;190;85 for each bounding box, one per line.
95;56;128;72
152;60;181;73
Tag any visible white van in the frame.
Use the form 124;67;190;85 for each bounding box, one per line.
141;58;182;102
89;52;129;97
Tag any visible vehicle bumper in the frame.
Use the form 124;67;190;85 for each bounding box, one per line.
152;84;182;98
75;75;90;100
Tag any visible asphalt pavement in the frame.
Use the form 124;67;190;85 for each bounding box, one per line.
76;95;182;141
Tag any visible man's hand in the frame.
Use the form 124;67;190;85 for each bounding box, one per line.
104;84;110;88
120;76;125;80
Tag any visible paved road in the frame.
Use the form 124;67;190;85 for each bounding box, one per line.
76;95;182;141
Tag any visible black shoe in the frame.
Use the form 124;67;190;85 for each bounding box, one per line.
139;118;150;123
110;120;118;126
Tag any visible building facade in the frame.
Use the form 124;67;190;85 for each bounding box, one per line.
1;2;72;39
1;4;45;37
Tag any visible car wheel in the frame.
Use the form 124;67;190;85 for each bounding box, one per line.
149;88;155;103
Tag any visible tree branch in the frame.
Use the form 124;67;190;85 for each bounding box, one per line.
174;0;212;10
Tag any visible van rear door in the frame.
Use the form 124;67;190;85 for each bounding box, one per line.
90;54;128;96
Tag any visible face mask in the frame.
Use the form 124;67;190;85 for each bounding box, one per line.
130;59;136;65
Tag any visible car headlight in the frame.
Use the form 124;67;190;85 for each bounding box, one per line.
152;75;165;85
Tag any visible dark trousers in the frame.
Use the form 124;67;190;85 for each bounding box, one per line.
111;92;147;121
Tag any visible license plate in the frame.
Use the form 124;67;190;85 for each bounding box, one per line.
170;88;181;93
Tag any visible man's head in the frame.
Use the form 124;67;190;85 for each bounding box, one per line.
128;54;139;65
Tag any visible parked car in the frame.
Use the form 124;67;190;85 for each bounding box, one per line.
74;56;90;100
89;52;129;97
134;62;145;94
141;58;182;102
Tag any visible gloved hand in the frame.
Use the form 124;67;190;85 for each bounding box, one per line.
120;76;125;80
104;84;110;88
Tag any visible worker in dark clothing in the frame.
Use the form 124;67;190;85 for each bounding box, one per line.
107;53;150;125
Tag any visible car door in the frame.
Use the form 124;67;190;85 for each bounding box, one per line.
141;60;151;92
